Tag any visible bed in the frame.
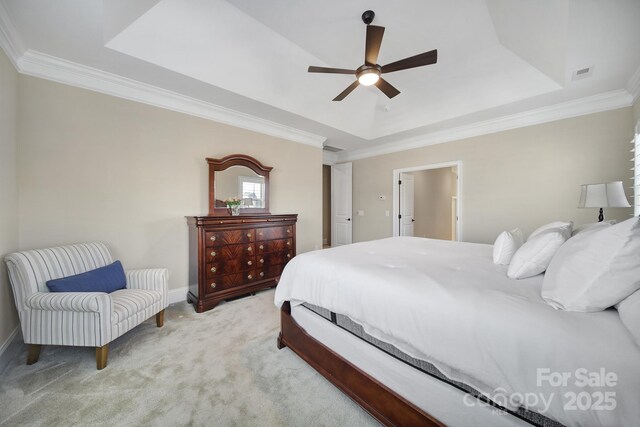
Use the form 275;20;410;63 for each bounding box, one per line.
274;237;640;427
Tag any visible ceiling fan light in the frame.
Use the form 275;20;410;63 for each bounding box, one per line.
358;71;380;86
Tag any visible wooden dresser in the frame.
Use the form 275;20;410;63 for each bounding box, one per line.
186;214;297;312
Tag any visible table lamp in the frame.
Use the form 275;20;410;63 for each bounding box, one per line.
578;181;631;221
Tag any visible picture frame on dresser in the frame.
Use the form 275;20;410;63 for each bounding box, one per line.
187;155;297;313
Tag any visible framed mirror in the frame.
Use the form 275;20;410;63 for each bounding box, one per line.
207;154;272;215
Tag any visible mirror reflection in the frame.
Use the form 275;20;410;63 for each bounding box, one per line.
215;165;265;209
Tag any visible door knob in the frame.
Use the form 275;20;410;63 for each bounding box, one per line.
412;219;415;222
347;218;351;221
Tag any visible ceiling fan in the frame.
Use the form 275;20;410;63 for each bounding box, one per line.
308;10;438;101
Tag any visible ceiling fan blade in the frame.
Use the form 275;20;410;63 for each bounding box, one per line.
365;25;385;65
333;81;360;101
308;66;355;74
381;49;438;74
374;77;400;99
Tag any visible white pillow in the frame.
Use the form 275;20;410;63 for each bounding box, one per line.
507;228;570;279
493;228;523;265
528;221;573;240
571;220;615;237
616;290;640;347
542;217;640;312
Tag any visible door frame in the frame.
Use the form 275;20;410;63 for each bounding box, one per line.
392;161;463;240
323;154;337;248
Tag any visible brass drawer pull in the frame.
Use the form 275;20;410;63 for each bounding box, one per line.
210;282;216;289
247;233;252;238
210;236;216;241
247;260;252;266
286;241;291;246
210;267;217;273
259;232;263;237
259;272;264;277
287;228;291;234
287;253;291;258
210;251;216;257
260;258;264;264
247;246;253;252
259;245;264;250
247;274;253;280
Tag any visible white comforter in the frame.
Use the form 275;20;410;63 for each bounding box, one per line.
274;237;640;427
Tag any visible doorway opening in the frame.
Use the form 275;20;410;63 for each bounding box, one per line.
322;165;331;248
392;161;462;241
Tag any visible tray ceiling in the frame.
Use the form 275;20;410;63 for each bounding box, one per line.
3;0;640;153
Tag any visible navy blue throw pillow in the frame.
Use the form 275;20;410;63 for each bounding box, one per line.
46;260;127;293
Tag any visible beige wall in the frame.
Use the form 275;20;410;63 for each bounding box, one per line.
17;76;323;293
412;167;456;240
322;165;331;245
352;107;635;244
0;49;20;349
634;97;640;126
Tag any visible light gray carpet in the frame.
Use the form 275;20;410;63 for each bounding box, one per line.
0;290;378;426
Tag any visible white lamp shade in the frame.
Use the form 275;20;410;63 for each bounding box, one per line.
578;181;631;208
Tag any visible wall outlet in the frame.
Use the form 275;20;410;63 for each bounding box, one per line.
379;195;386;200
385;210;390;217
357;210;365;216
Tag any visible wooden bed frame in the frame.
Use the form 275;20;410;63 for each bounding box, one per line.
277;301;445;427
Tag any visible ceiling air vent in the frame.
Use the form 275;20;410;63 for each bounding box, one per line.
572;66;594;81
323;145;344;152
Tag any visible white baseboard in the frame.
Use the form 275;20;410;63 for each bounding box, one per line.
168;286;189;305
0;326;22;375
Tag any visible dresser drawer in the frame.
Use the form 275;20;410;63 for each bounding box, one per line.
205;270;256;294
206;244;255;262
205;229;255;247
256;264;285;281
256;238;293;254
206;258;256;278
257;250;293;266
256;225;293;241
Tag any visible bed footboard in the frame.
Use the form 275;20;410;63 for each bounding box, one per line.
277;301;444;427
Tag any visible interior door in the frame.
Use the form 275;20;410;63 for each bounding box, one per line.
332;162;353;246
399;172;415;236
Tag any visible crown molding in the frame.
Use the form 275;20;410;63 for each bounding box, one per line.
628;64;640;104
14;50;326;148
338;89;634;162
322;150;338;165
0;1;24;69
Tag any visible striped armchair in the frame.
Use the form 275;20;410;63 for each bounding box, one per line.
4;242;168;370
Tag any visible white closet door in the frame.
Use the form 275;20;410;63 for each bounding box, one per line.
332;162;353;246
400;173;415;236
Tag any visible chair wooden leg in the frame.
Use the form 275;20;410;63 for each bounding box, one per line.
96;344;109;370
26;344;41;365
156;309;165;327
